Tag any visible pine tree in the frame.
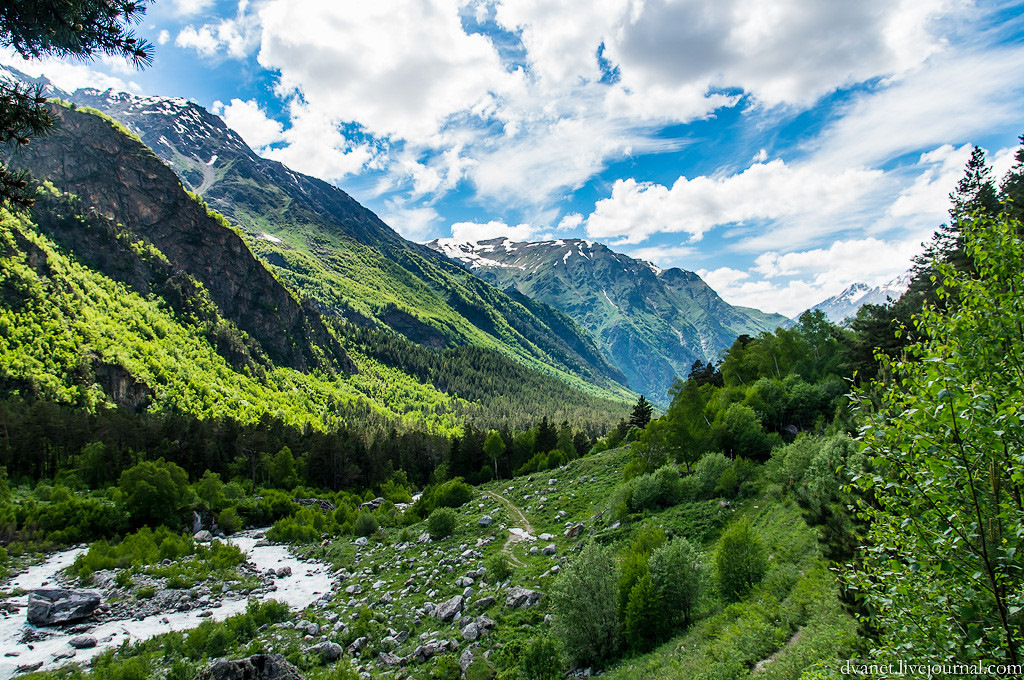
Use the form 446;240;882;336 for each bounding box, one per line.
0;1;153;208
629;395;653;430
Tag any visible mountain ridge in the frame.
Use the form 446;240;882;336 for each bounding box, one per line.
427;237;788;403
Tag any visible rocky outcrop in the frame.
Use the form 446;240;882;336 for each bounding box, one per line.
11;105;354;375
433;595;464;622
505;587;542;608
27;589;101;626
198;654;305;680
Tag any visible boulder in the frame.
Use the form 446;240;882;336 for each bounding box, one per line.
354;537;369;547
294;620;319;636
460;622;480;642
459;649;475;673
504;587;542;609
413;643;437;663
307;642;343;662
17;662;44;673
564;523;584;538
68;635;98;649
477;515;494;527
433;595;464;622
276;566;292;578
198;655;305;680
474;596;495;610
346;637;369;656
542;544;557;556
194;530;214;542
27;589;102;626
378;652;404;667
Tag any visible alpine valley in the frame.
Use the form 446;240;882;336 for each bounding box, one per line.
2;46;1023;680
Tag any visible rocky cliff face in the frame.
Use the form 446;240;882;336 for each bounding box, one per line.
9;105;353;374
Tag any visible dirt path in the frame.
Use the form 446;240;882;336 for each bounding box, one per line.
482;489;535;567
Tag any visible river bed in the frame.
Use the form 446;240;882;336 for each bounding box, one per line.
0;531;333;680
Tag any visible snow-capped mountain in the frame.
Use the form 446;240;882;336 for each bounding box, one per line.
427;237;788;403
799;272;912;325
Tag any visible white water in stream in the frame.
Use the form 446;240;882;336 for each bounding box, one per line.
0;531;333;680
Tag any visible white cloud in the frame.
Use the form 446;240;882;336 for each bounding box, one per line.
585;159;884;244
262;101;375;181
157;30;171;45
382;204;441;241
0;50;138;92
700;236;924;316
257;0;515;145
887;143;973;219
171;0;215;17
176;1;262;59
557;213;584;231
622;245;696;268
214;98;284;150
449;220;539;243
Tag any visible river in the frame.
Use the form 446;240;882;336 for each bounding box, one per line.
0;531;333;680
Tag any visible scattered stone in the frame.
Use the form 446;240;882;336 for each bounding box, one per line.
505;587;542;608
433;595;464;622
52;650;76;660
459;649;475;672
548;479;557;485
16;662;44;673
347;637;369;656
378;652;403;667
461;622;480;642
276;567;292;578
477;516;494;527
295;621;320;636
194;530;214;542
68;635;97;649
474;596;495;610
413;643;437;664
198;654;304;680
565;523;585;538
307;642;343;662
542;544;557;556
354;537;369;547
345;584;362;595
27;589;102;626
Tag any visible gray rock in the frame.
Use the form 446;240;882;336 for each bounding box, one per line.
413;643;437;664
477;515;494;527
542;544;557;556
52;650;76;660
295;621;320;636
460;622;480;642
68;635;97;649
474;596;495;610
307;642;343;662
378;652;403;667
198;654;305;680
354;537;369;547
504;587;542;608
276;566;292;578
347;637;369;655
433;595;464;622
564;523;584;538
194;530;214;542
459;649;475;672
17;662;44;673
27;589;101;626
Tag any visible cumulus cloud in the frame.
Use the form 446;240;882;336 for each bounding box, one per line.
382;204;442;241
171;0;215;17
0;49;137;92
176;1;262;59
622;245;696;269
213;98;284;149
449;220;540;243
261;101;376;182
700;236;924;316
585;159;884;244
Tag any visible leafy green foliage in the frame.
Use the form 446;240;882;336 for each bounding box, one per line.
551;541;622;666
118;458;190;528
849;212;1024;665
427;507;458;540
715;518;767;602
649;537;704;628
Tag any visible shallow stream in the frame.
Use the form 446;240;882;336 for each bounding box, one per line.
0;531;333;680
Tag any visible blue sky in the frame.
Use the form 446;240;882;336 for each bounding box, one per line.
6;0;1024;316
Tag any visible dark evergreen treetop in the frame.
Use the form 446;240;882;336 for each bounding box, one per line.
0;0;153;207
629;395;653;430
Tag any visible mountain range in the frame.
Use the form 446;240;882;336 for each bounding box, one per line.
428;238;787;402
796;273;911;325
3;64;798;411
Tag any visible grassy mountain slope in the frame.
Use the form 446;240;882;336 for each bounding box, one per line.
59;86;629;401
429;238;788;403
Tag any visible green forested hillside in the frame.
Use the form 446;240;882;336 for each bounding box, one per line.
59;88;630;401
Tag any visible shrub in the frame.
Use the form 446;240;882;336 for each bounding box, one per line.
623;573;661;652
485;552;513;583
693;452;730;499
649;537;704;627
118;458;190;528
551;542;621;666
354;511;378;537
217;507;242;534
431;655;462;680
427;507;458;540
715;519;767;602
433;478;473;508
520;636;562;680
